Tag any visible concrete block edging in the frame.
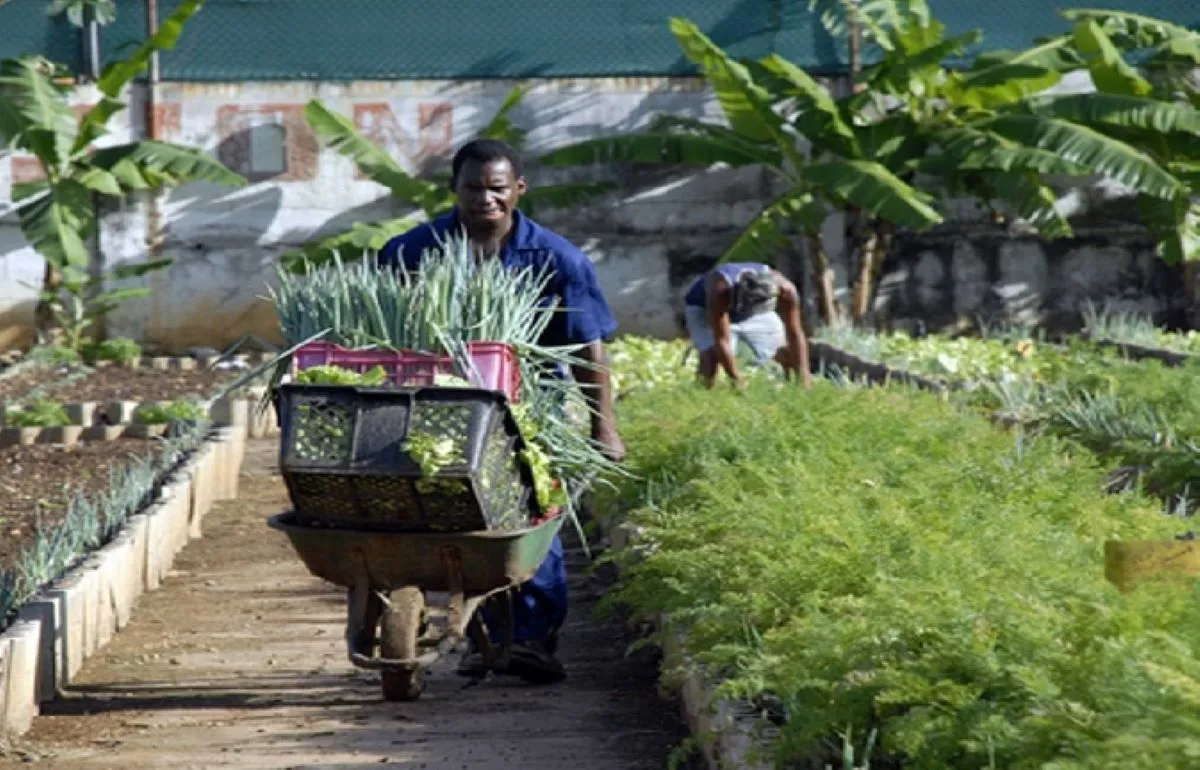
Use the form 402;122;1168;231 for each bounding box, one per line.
603;520;773;770
0;424;248;737
0;390;277;444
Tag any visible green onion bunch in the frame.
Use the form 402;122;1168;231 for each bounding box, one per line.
272;236;623;500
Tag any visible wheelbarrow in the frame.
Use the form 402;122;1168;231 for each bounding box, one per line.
268;510;564;700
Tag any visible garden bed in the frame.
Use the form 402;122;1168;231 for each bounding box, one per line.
0;362;84;404
1084;335;1197;367
0;441;155;570
812;330;1200;508
48;366;235;405
600;338;1200;768
0;423;246;736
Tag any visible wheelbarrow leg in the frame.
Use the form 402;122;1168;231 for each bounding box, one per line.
379;586;425;701
346;554;383;660
346;550;425;702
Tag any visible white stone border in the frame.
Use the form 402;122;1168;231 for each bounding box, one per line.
0;387;279;446
606;522;773;770
0;424;247;737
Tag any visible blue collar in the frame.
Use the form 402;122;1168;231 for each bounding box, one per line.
444;207;538;261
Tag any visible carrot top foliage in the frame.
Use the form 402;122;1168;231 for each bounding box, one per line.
602;380;1200;769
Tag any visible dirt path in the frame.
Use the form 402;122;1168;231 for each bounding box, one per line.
0;440;695;769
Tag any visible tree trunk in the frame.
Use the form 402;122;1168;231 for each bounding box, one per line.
848;13;865;95
33;262;62;344
851;220;895;324
808;232;839;326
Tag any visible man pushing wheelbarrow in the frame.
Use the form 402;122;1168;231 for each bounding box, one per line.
374;138;626;685
269;137;626;699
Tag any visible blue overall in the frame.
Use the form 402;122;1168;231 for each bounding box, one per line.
379;209;618;645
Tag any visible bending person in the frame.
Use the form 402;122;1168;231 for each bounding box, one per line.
684;262;812;388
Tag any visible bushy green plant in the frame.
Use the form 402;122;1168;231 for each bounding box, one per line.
838;332;1200;505
607;336;694;398
80;336;142;365
5;399;70;428
23;344;82;367
604;381;1200;769
817;326;1050;383
133;400;207;425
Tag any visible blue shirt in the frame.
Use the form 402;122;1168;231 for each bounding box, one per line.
378;209;618;348
684;262;770;308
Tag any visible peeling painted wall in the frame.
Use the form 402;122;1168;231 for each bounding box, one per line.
1;78;765;352
0;76;1185;353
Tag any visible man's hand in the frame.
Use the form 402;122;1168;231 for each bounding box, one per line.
573;340;626;463
776;346;813;388
593;423;626;463
774;275;812;389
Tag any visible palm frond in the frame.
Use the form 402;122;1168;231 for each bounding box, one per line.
668;17;791;154
478;85;530;150
720;189;827;265
281;216;422;274
18;179;92;268
979;171;1073;238
1022;93;1200;138
96;0;203;98
803;158;942;229
1062;8;1200;62
0;56;76;165
1138;196;1200;265
760;54;859;156
304;100;449;213
538;132;781;168
1072;19;1154;97
89;140;246;188
981;113;1184;199
920;126;1090;176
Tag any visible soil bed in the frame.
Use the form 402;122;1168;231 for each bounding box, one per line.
51;368;236;405
0;440;158;570
0;365;79;404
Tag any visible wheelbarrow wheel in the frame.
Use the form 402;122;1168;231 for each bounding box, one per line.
380;586;425;701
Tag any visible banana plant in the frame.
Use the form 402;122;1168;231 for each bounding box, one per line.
1054;9;1200;266
541;2;1200;325
31;261;168;351
0;0;245;343
540;11;945;324
825;3;1200;315
283;85;617;273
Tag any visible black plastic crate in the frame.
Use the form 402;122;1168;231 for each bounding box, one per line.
277;384;541;533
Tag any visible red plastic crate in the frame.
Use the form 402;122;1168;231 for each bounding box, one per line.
293;341;522;402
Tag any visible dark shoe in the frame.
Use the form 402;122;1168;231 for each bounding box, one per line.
506;640;566;685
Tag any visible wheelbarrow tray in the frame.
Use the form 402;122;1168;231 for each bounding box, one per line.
268;511;563;596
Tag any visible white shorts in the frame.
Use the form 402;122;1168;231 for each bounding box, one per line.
684;305;785;364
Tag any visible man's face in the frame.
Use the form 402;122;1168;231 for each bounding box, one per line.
452;157;526;231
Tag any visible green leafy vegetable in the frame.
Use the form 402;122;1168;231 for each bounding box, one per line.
295;364;387;386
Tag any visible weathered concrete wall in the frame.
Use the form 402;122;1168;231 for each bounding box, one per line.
874;224;1180;333
865;175;1193;333
2;78;761;352
0;75;1182;352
